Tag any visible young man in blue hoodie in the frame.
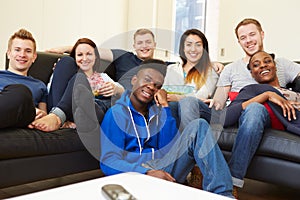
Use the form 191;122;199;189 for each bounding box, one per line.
100;59;234;198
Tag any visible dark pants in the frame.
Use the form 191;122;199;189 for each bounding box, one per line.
47;56;110;123
0;84;35;128
47;56;78;114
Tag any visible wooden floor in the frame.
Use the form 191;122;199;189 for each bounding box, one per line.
238;179;300;200
0;170;299;199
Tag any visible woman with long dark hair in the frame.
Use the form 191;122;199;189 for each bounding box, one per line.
163;29;218;129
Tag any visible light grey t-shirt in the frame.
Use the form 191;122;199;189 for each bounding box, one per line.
217;57;300;92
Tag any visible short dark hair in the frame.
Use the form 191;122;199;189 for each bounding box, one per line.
138;59;167;77
247;51;275;70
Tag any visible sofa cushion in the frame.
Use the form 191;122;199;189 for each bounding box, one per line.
0;128;88;160
214;125;300;163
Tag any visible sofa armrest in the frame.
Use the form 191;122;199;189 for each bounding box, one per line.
287;75;300;93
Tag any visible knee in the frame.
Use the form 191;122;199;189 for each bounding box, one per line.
58;56;75;64
180;97;208;110
4;85;35;115
244;103;268;117
6;84;33;101
180;96;197;103
55;56;77;72
190;118;210;130
240;103;269;127
179;96;197;108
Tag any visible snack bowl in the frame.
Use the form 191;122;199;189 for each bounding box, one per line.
162;85;194;95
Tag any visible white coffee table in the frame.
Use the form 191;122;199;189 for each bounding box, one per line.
8;172;232;200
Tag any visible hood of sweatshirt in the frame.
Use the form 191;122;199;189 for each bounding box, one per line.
111;90;169;154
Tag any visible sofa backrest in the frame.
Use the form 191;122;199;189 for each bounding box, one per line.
5;52;115;85
7;52;298;92
5;51;66;85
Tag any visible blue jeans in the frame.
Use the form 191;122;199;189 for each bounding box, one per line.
145;118;234;198
169;96;211;131
229;103;271;187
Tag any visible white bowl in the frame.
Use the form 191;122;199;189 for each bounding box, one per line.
163;85;194;95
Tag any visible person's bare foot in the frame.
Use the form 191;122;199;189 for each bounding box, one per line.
61;121;76;129
31;113;61;132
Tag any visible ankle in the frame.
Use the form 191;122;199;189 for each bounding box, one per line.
49;113;62;126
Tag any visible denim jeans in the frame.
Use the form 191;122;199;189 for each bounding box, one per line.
229;103;271;187
145;118;234;198
169;96;211;132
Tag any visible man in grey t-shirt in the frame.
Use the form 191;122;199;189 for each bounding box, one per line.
219;58;300;93
210;18;300;194
212;19;300;110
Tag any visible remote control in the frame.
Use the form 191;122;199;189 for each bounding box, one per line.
101;184;137;200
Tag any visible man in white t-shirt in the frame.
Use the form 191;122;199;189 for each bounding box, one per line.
210;18;300;194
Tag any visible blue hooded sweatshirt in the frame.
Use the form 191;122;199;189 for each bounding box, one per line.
100;90;178;175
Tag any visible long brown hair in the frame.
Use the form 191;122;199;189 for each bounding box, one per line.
178;29;211;90
70;38;102;72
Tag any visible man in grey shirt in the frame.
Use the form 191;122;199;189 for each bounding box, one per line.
212;18;300;110
210;18;300;195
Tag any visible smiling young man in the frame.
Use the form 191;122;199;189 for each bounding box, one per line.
216;50;300;194
100;59;235;198
212;18;300;110
0;29;48;128
209;18;300;194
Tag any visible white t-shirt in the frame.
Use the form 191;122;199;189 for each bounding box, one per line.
163;62;218;99
217;57;300;92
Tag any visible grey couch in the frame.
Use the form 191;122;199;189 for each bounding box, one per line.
215;62;300;189
215;125;300;189
1;52;102;189
1;52;300;191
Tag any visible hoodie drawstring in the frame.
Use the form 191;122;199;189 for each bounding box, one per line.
128;107;143;155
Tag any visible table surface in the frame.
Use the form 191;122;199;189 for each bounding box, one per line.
8;172;232;200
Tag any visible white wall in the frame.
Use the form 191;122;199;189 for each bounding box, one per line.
1;0;300;69
205;0;220;61
217;0;300;62
126;0;175;60
0;0;128;69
